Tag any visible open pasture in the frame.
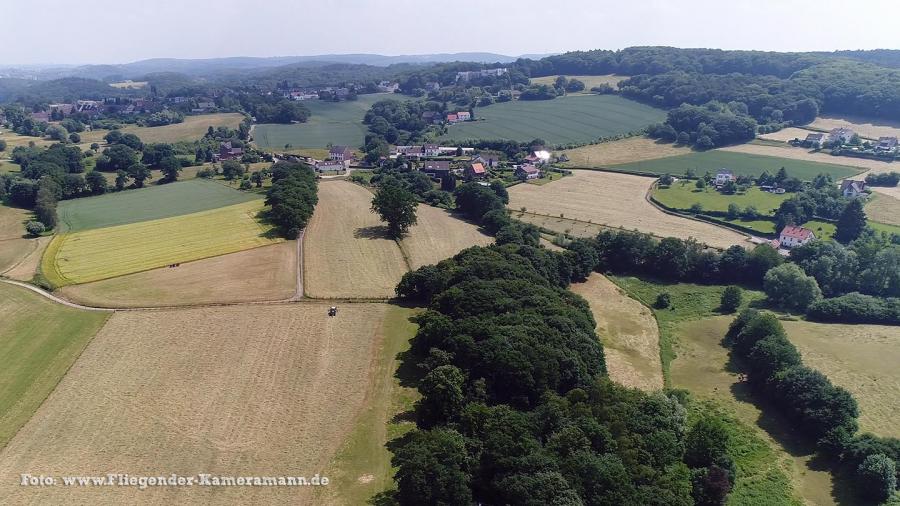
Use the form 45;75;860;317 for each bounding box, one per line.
530;74;628;91
439;94;666;145
720;142;895;177
560;136;690;167
123;113;244;143
652;184;788;216
400;205;494;269
253;93;398;150
0;205;39;275
60;241;297;307
304;181;409;298
57;178;259;232
44;200;279;286
571;274;662;390
612;149;862;180
0;302;410;504
0;283;110;449
508;170;748;249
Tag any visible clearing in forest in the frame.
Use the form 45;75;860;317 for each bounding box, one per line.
400;205;494;270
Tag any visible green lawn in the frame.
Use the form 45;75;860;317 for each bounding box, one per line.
439;94;666;145
869;220;900;236
654;184;788;215
0;283;110;448
57;178;260;232
612;150;863;180
253;93;404;150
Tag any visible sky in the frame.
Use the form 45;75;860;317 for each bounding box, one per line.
5;0;900;65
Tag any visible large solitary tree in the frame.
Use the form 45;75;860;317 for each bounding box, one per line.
371;184;418;238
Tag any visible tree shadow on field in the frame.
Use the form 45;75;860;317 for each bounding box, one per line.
354;225;392;240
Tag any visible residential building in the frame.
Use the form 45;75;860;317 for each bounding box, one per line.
423;143;441;157
877;136;899;151
456;111;471;122
827;127;855;144
446;113;459;123
315;160;345;172
329;146;354;162
465;162;487;180
525;150;551;165
218;141;243;161
421;160;451;176
472;154;497;168
779;225;816;248
840;179;867;198
515;164;541;180
456;68;509;81
804;132;827;148
714;170;736;185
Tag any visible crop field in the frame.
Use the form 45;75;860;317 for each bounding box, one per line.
253;93;400;150
560;136;690;167
809;115;900;140
758;127;815;143
570;274;662;390
44;200;280;286
400;205;494;269
60;241;297;307
304;181;409;298
438;94;666;145
0;205;38;275
720;142;895;177
0;283;110;449
867;193;900;226
125;113;245;143
781;321;900;438
529;74;628;91
612;149;863;180
652;184;788;215
57;179;259;232
0;302;412;504
508;170;748;249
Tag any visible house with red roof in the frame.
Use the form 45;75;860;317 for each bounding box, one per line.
464;162;487;180
779;225;816;249
515;164;541;180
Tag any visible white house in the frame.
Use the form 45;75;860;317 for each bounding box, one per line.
779;225;816;248
828;127;855;144
714;170;736;186
804;132;827;148
840;180;867;198
423;143;441;157
328;146;354;162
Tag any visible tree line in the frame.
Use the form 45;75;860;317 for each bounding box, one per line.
264;161;318;238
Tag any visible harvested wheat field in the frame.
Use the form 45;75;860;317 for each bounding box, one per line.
2;236;50;281
304;181;408;298
758;127;814;142
782;321;900;438
0;302;407;504
560;136;689;168
60;241;297;307
508;170;748;249
866;193;900;227
400;205;493;269
571;274;662;390
809;115;900;140
720;143;882;175
0;205;39;274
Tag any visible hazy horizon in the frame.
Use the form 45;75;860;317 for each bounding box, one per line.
5;0;900;66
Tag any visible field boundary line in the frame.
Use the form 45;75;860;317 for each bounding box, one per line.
0;279;114;312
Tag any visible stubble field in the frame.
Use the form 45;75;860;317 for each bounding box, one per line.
559;136;690;167
808;115;900;140
0;302;408;504
400;205;494;269
507;170;748;249
866;193;900;227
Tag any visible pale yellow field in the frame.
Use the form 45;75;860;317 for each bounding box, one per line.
720;142;892;176
76;113;245;146
400;205;493;269
2;236;50;282
782;321;900;438
809;115;900;140
758;127;814;142
60;241;297;307
530;74;628;92
866;193;900;227
109;80;148;89
304;181;409;298
560;136;690;167
571;274;662;390
508;170;749;249
44;200;280;286
0;205;43;275
0;302;408;505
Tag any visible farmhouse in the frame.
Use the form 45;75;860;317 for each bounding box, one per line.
516;164;541;180
456;111;471;122
525;150;551;165
472;154;497;168
218;141;243;161
423;143;442;157
877;136;898;151
446;113;459;123
714;170;736;185
329;146;354;162
464;162;487;180
840;179;867;198
314;160;345;172
828;127;855;144
804;132;827;148
421;160;451;176
779;225;816;248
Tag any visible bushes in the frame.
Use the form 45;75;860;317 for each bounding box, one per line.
720;286;742;313
763;263;822;311
865;172;900;187
806;293;900;324
264;161;318;238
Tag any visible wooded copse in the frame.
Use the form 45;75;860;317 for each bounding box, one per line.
264;161;318;238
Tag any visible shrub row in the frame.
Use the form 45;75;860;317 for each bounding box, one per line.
806;292;900;325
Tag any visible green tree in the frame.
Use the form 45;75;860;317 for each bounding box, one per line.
695;178;707;190
85;171;107;195
655;292;672;309
159;156;181;183
726;203;740;219
127;163;151;188
416;365;466;428
221;160;245;181
720;286;742;313
856;454;896;503
371;184;418;238
25;221;45;237
835;199;867;243
763;263;823;311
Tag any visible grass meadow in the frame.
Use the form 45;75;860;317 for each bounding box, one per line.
611;150;863;180
43;200;280;286
0;283;110;448
57;179;259;232
653;184;788;216
439;95;666;145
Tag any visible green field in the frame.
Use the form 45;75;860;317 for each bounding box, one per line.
0;283;110;448
611;150;863;180
253;93;402;150
438;95;666;145
57;179;259;233
653;184;788;216
44;200;280;286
